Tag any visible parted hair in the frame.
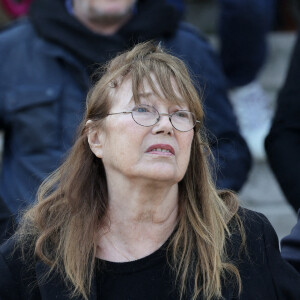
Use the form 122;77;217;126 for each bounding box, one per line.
16;41;244;300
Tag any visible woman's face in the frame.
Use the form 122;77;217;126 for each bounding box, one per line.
89;76;194;185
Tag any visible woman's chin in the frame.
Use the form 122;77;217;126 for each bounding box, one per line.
137;168;182;184
122;161;185;184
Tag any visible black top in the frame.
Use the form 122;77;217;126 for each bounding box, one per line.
95;239;179;300
1;208;300;299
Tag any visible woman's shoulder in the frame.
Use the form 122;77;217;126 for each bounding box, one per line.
227;207;300;299
230;207;279;252
237;206;269;222
225;207;284;271
236;207;275;236
227;207;272;236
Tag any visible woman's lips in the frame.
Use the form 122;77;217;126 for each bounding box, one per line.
146;144;175;155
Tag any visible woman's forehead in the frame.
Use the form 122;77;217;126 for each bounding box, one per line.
111;74;188;107
109;77;133;108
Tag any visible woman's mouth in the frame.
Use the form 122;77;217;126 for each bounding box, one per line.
146;144;175;155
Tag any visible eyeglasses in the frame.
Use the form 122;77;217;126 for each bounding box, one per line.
107;105;200;132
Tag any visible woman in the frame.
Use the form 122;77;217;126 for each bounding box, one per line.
0;42;299;300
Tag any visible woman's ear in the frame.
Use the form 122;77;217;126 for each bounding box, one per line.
86;120;105;158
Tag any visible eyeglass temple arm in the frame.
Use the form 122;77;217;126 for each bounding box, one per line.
107;112;132;116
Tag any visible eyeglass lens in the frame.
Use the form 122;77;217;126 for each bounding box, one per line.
131;105;195;131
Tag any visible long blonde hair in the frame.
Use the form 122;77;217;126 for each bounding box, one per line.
16;42;244;300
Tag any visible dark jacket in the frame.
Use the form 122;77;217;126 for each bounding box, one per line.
219;0;276;88
281;210;300;272
0;209;299;299
0;0;251;218
265;30;300;212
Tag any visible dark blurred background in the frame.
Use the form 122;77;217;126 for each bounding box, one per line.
1;0;299;32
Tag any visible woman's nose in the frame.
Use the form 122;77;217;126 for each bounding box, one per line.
152;113;174;135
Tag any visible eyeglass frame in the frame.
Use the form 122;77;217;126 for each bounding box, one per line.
106;104;201;132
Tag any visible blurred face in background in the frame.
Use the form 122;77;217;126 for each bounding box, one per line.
73;0;137;26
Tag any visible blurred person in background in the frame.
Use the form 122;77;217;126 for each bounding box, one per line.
0;42;299;300
0;0;32;19
220;0;277;160
265;0;300;213
281;210;300;273
0;0;251;244
167;0;277;160
0;198;14;242
265;0;300;273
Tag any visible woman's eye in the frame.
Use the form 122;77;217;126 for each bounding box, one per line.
135;106;152;113
176;111;190;118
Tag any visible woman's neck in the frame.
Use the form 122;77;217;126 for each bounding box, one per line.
96;179;179;262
